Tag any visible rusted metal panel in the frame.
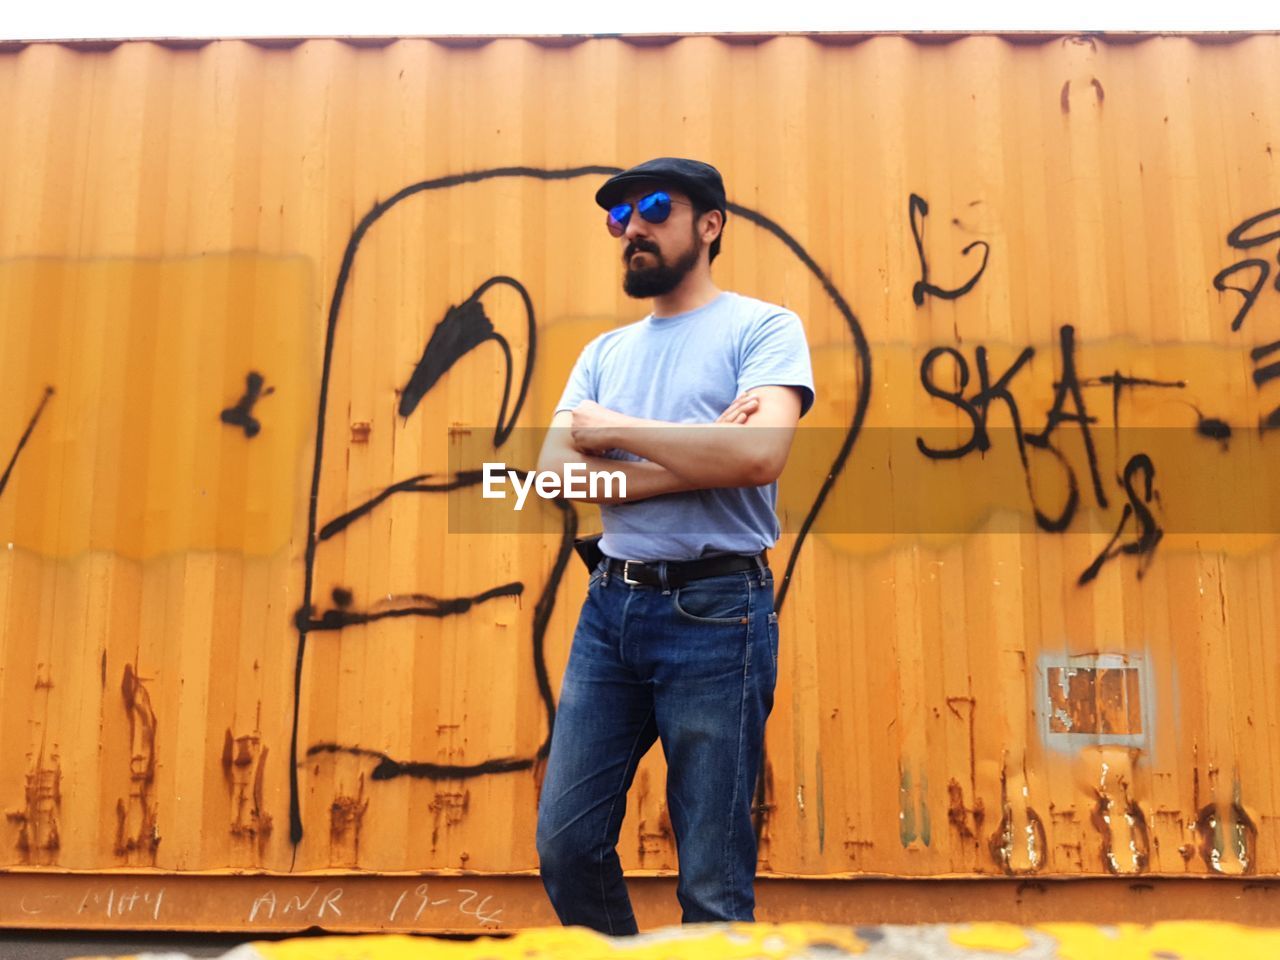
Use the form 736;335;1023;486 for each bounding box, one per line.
4;873;1280;933
1;32;1280;926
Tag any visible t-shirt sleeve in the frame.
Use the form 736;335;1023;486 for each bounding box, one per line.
736;310;816;418
553;336;599;415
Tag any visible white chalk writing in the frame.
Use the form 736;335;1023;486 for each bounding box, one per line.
248;885;344;923
74;887;164;921
386;882;503;927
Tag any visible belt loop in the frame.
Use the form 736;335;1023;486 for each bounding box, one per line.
659;560;671;595
753;552;766;586
601;557;610;586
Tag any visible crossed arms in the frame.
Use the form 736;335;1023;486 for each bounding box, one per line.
535;386;803;504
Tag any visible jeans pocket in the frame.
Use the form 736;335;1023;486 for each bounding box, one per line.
672;575;750;624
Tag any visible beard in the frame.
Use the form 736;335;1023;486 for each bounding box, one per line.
622;235;701;299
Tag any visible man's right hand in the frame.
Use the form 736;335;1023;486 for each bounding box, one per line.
715;392;760;424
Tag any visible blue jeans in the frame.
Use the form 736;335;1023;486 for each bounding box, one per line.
536;558;778;934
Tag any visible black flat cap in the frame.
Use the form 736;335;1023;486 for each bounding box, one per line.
595;157;727;217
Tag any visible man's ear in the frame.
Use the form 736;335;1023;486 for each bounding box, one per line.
700;209;724;245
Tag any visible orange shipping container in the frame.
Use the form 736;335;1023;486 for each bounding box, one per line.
1;31;1280;932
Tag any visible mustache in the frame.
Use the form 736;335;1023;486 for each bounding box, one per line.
624;240;660;261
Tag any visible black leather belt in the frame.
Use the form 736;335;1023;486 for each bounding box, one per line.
603;552;767;589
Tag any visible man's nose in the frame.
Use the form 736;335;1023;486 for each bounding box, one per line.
623;214;649;242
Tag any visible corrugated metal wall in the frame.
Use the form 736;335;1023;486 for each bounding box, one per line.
1;32;1279;894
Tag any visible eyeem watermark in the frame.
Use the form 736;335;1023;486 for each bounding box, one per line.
482;462;626;510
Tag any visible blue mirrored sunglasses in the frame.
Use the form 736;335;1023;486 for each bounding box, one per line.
605;190;690;237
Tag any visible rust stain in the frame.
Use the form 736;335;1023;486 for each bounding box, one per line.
843;837;875;869
1056;841;1086;871
753;760;776;871
1195;801;1257;875
1063;35;1099;51
329;774;369;865
1048;666;1142;735
1077;747;1149;875
6;747;61;865
427;787;468;852
1093;789;1150;875
1059;76;1105;115
222;725;273;856
637;805;674;864
116;664;159;863
634;769;649;858
946;778;984;846
532;751;549;798
252;747;271;837
989;764;1044;876
945;696;978;819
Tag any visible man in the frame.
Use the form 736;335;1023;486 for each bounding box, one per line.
534;158;815;933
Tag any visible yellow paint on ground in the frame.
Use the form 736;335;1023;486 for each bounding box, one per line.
74;921;1280;959
251;923;867;960
1043;920;1280;960
948;921;1032;953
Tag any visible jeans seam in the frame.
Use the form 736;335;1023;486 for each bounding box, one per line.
599;703;654;934
724;578;753;919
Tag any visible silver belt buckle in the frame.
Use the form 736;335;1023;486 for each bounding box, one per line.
622;560;642;585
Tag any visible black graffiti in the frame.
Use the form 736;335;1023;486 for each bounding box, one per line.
0;386;54;499
917;344;1035;459
1228;206;1280;249
1252;334;1280;433
1025;326;1111;511
1213;259;1270;333
917;331;1083;532
918;326;1176;578
291;253;559;844
1089;371;1187;435
319;470;484;542
1214;206;1280;331
288;166;870;854
909;193;990;306
307;743;533;780
296;583;523;632
1253;339;1280;387
1252;340;1280;430
220;371;274;438
1078;454;1163;585
1195;414;1232;444
400;277;534;447
1215;207;1280;431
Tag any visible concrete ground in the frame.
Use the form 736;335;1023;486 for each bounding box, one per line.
0;932;255;959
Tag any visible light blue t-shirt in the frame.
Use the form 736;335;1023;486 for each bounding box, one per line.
554;291;816;562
